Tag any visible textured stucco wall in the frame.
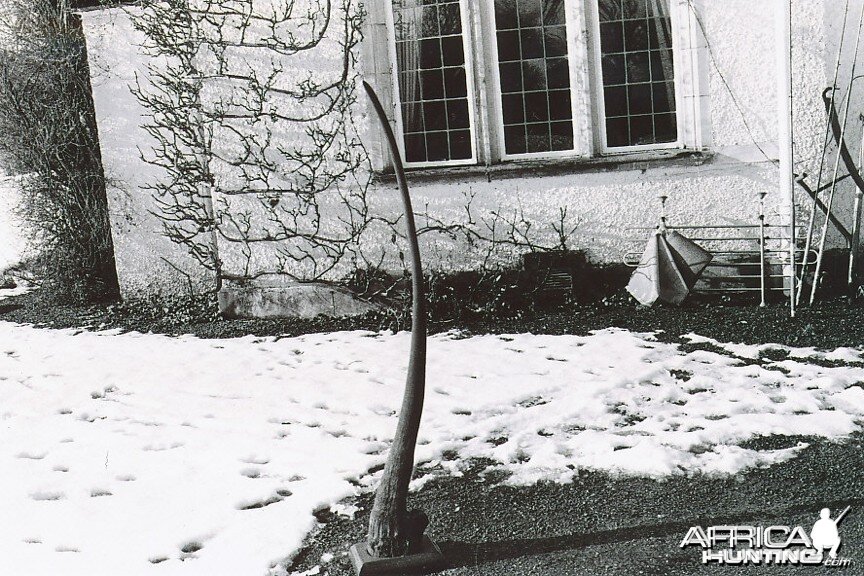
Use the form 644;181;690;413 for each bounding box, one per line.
81;9;216;297
80;1;841;296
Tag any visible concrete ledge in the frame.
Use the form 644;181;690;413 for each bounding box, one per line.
218;283;381;319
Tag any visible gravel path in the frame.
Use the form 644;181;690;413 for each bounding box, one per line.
289;434;864;575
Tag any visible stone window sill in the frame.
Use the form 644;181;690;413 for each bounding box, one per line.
372;149;714;186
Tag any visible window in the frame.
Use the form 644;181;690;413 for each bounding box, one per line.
596;0;678;150
493;0;574;156
390;0;477;166
382;0;695;168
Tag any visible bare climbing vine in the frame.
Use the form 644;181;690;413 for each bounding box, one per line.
129;0;371;286
128;0;580;291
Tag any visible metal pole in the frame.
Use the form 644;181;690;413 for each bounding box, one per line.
850;131;864;292
759;191;767;307
797;0;851;305
777;0;796;317
811;1;864;304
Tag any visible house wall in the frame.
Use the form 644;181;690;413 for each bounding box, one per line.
80;8;216;297
80;1;842;298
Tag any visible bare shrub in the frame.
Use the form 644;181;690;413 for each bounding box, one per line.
0;0;118;303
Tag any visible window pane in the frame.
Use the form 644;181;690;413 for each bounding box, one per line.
603;85;627;117
499;61;524;93
518;0;542;28
447;99;471;129
598;0;677;147
497;30;521;62
520;28;544;59
625;51;650;83
393;0;473;163
549;89;571;121
404;133;427;162
441;36;465;66
525;92;550;122
420;69;445;99
424;101;447;132
551;120;574;150
523;59;548;91
527;123;551;153
450;130;472;158
545;25;568;57
494;0;519;30
426;131;450;161
546;57;570;89
495;0;574;155
502;93;526;125
543;0;566;26
402;102;425;133
627;83;652;115
443;67;468;98
504;125;528;154
438;2;462;35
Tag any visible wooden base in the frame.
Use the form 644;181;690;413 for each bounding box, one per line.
348;537;445;575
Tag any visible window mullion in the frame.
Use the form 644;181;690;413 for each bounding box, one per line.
466;0;494;166
566;0;594;158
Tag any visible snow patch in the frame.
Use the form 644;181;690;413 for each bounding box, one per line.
2;325;863;575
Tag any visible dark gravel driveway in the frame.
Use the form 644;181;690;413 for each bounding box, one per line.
289;434;863;575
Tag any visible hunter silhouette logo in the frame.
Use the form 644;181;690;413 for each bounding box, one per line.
680;506;853;566
811;507;849;560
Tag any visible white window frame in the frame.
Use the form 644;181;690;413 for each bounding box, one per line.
385;0;480;169
485;0;586;161
587;0;685;154
379;0;699;169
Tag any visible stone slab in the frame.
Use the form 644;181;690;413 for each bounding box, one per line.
218;283;381;319
348;537;445;576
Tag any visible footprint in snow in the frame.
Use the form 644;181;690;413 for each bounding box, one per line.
30;491;64;501
179;541;203;559
142;442;184;452
55;546;79;553
23;537;41;544
52;465;69;472
16;451;46;460
149;556;169;564
77;413;106;423
116;474;136;482
90;488;112;497
240;467;262;479
236;491;289;510
239;455;270;465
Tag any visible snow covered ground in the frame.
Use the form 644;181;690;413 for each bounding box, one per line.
3;318;864;576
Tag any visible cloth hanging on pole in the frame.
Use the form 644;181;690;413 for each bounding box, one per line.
626;230;713;306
